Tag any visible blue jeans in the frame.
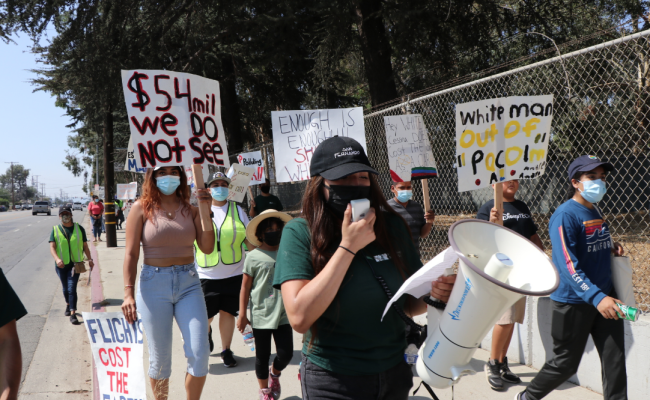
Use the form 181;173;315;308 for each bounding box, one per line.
136;263;210;379
55;264;80;310
101;216;105;233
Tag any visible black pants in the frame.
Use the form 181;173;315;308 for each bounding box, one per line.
525;300;627;400
253;324;294;380
300;353;413;400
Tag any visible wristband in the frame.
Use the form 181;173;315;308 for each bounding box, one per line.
339;246;356;256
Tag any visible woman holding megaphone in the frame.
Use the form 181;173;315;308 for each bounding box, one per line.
274;136;456;400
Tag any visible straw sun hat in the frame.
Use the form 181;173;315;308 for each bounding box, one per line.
245;209;293;247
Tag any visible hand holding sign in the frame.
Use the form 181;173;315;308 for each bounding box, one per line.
226;164;255;203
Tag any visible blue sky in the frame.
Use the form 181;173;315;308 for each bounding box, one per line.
0;33;87;200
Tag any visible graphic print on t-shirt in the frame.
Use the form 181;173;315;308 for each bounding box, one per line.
584;219;611;253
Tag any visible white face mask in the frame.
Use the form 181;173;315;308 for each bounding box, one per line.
61;215;72;224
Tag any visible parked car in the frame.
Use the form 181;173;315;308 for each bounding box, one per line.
73;202;83;211
24;204;33;210
32;201;51;216
0;205;7;212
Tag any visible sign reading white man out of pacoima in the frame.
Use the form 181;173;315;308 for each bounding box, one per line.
455;95;553;192
121;69;230;169
271;108;367;183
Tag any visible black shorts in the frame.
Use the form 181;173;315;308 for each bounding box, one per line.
200;275;243;319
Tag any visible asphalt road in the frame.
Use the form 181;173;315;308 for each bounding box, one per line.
0;208;88;384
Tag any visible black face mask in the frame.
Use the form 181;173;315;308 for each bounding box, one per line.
260;185;271;194
263;231;282;247
324;185;371;220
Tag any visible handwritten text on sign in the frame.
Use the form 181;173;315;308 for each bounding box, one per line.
237;151;265;185
455;95;553;192
121;69;230;168
384;114;438;182
226;164;255;203
271;108;367;183
116;183;138;200
124;137;146;173
83;312;146;400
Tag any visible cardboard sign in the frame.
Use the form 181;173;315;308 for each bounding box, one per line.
236;151;265;185
384;114;438;182
116;182;138;199
94;185;105;198
121;69;230;169
124;137;147;173
455;95;553;192
226;164;255;203
271;107;366;183
82;312;146;400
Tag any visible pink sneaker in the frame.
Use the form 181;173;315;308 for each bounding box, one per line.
259;388;273;400
269;367;281;399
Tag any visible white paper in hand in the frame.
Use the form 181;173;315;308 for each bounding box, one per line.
381;247;459;321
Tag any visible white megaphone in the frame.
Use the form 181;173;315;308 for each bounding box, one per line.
416;219;559;389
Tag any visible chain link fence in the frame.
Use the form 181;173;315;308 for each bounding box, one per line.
364;29;650;311
232;28;650;311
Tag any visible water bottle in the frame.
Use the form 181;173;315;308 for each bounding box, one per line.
404;343;418;365
242;324;255;351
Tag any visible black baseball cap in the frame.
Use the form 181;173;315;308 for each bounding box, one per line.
310;136;378;180
59;207;72;215
568;155;614;180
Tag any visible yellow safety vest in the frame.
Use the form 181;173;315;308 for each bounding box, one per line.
194;202;246;268
53;223;84;264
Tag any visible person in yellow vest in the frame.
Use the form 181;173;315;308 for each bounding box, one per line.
48;207;93;325
196;171;256;368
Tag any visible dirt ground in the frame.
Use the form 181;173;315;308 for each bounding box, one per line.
420;213;650;312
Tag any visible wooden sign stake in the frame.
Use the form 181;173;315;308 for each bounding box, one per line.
494;182;504;226
191;164;213;231
422;179;431;211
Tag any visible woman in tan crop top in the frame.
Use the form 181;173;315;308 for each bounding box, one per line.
121;166;215;400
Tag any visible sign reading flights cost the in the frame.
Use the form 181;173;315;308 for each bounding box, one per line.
121;70;230;169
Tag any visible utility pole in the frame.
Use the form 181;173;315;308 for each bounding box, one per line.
33;175;39;189
41;183;45;198
96;142;99;188
5;162;18;209
103;106;117;247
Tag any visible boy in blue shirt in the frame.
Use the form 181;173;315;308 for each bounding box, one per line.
516;155;627;400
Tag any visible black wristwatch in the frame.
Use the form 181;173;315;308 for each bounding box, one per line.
423;296;446;310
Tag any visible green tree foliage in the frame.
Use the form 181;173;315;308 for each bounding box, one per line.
1;0;647;173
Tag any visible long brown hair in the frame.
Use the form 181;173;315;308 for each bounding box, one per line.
302;174;411;278
140;167;191;222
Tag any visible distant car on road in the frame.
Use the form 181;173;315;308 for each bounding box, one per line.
0;205;6;212
25;204;33;210
73;202;83;211
33;201;52;216
65;203;73;209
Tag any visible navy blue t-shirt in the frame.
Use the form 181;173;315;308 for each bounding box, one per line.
548;200;613;307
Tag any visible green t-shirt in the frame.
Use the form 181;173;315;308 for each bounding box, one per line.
0;269;28;328
242;249;289;329
273;213;423;376
254;194;284;214
49;223;88;268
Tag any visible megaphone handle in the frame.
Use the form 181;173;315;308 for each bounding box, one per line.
427;267;457;304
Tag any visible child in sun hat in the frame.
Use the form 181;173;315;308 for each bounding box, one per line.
237;209;294;400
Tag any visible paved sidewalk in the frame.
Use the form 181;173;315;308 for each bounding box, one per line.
93;228;602;400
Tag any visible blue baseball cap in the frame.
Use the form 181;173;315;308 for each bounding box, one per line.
568;155;614;180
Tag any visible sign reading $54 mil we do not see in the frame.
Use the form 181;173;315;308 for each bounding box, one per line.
121;70;230;169
455;95;553;192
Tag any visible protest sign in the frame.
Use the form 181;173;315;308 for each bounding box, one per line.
121;69;230;169
226;164;255;203
236;151;265;185
271;107;366;183
455;95;553;192
116;183;138;199
94;185;105;198
384;114;438;182
82;312;146;400
124;137;146;173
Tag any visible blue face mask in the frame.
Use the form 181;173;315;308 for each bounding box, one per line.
156;175;181;195
396;190;413;203
579;179;607;203
211;187;229;201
